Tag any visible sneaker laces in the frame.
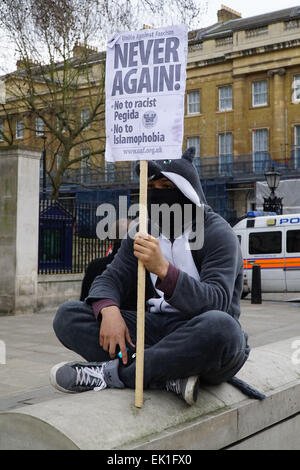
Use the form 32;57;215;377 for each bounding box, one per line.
75;365;107;391
166;379;181;395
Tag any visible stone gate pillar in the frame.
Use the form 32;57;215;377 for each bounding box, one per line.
0;146;41;315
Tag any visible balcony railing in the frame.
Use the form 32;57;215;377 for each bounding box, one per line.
41;151;300;192
194;151;300;181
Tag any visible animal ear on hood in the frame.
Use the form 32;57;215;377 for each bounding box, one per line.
136;160;163;180
182;147;195;162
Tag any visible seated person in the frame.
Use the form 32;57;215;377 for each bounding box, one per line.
50;148;264;405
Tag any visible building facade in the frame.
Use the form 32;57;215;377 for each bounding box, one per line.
185;5;300;217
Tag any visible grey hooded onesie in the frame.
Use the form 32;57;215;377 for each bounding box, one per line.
53;147;254;394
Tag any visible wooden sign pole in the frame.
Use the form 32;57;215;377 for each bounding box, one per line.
135;159;148;408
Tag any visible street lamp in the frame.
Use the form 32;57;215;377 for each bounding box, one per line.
263;166;283;214
40;135;47;199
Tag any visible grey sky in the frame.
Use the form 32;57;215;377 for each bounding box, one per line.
203;0;300;26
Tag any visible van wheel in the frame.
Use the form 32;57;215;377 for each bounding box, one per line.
241;291;249;299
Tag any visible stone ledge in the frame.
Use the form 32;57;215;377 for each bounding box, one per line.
0;337;299;450
38;273;84;283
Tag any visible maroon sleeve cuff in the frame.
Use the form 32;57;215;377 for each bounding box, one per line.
92;299;118;320
155;263;179;299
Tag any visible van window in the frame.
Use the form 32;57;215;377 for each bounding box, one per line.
287;230;300;253
249;231;282;255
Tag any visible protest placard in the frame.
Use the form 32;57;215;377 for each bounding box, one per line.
105;24;188;162
105;24;188;407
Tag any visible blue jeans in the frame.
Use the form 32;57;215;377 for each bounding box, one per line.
53;301;250;389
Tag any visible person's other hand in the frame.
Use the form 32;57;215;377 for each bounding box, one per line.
100;306;135;365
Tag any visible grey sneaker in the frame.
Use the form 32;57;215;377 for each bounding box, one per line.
166;376;199;405
49;359;124;393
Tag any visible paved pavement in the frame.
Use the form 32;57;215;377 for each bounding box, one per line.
0;295;300;413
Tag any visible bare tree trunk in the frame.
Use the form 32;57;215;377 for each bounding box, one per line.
50;148;71;199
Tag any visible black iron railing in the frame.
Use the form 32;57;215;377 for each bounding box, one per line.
38;151;300;274
194;151;300;180
38;199;113;274
42;151;300;193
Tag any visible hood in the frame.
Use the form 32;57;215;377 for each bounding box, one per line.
136;147;207;207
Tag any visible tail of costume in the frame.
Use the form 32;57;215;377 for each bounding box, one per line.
227;376;266;400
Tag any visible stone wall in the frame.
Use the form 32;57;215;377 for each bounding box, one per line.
0;338;299;449
37;274;83;310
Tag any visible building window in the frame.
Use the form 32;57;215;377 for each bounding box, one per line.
188;43;203;52
130;161;139;182
249;231;282;255
292;75;300;103
245;26;268;38
0;121;4;141
187;91;200;115
81;148;90;161
81;109;91;129
56;113;67;133
294;126;300;169
252;80;268;107
285;20;300;30
219;133;232;175
80;148;90;184
105;161;115;183
219;86;232;111
253;129;268;172
219;133;232;156
287;230;300;253
215;36;233;47
35;117;44;136
56;152;63;170
0;79;5;104
187;136;200;158
16;119;24;139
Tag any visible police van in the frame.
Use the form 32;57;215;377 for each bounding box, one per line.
233;212;300;296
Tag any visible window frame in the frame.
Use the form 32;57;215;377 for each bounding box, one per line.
252;80;268;108
186;136;200;158
215;36;233;47
80;148;90;166
0;120;4;141
286;229;300;254
105;160;115;183
218;85;232;112
187;90;200;115
252;128;269;172
249;230;282;255
245;26;268;38
293;74;300;104
56;151;63;170
294;125;300;169
56;113;67;133
16;119;24;140
252;128;268;152
81;108;91;129
219;132;233;175
35;116;44;137
80;148;91;184
285;19;300;30
219;132;232;156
